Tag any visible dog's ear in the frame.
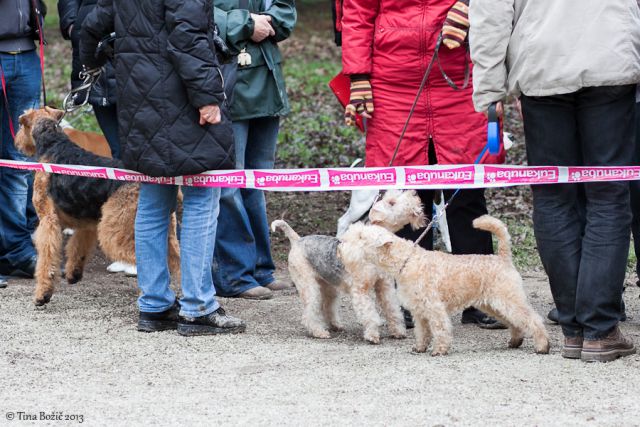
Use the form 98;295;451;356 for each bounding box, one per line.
45;106;65;122
18;109;36;127
409;208;427;230
373;229;394;248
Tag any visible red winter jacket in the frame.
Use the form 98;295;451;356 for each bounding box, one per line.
341;0;504;167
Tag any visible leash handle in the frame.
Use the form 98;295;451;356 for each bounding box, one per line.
487;103;500;155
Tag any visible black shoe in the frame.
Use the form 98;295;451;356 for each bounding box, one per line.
138;302;180;332
177;307;246;336
0;255;36;278
547;308;559;324
461;307;507;330
403;308;414;329
0;276;7;289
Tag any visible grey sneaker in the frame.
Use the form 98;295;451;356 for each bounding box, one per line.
0;276;7;289
177;307;246;336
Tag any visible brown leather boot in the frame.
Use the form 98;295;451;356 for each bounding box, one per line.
235;286;273;300
561;335;583;359
581;326;636;362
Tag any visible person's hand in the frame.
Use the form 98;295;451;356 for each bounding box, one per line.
251;14;275;43
345;77;374;126
485;101;504;119
199;104;221;126
442;0;470;49
514;98;522;120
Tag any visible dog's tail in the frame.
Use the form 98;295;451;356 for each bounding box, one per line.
271;220;300;242
472;215;512;263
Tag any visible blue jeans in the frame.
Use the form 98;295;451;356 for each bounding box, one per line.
93;104;121;159
522;86;634;340
136;184;220;317
0;51;40;273
213;117;279;296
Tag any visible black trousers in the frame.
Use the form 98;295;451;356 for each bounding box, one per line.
631;103;640;281
521;85;635;339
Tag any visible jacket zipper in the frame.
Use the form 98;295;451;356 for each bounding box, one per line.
18;0;24;37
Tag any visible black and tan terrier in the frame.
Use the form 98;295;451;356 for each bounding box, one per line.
16;107;180;306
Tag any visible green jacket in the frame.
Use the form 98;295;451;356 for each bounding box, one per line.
214;0;297;121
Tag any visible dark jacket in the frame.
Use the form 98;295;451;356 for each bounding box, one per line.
58;0;116;107
0;0;47;53
214;0;296;121
79;0;235;177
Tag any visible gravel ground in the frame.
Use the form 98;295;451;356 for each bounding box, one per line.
2;254;640;427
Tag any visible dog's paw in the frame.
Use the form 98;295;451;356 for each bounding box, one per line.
364;333;381;344
34;292;52;306
431;346;449;356
390;332;407;339
329;323;345;332
535;341;550;354
411;345;427;354
508;337;524;349
66;269;83;285
311;330;331;339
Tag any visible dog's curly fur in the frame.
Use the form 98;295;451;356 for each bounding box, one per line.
272;190;425;343
339;217;550;356
16;107;180;306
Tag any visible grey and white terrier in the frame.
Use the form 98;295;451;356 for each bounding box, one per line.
272;190;425;343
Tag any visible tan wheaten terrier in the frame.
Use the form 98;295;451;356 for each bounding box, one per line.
339;216;550;356
272;190;425;343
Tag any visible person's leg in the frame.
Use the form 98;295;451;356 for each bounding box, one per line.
212;120;267;298
521;92;584;339
631;102;640;285
575;85;634;340
0;52;40;276
242;116;280;286
93;104;121;159
178;186;220;317
135;183;177;313
444;189;493;255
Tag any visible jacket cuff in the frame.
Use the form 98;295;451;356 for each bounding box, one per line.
349;74;370;82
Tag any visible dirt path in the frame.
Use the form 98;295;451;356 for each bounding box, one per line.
1;253;639;426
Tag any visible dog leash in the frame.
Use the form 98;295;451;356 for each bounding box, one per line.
410;103;500;247
31;0;47;107
61;68;103;122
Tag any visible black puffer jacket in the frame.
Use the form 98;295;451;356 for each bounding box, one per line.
79;0;234;177
58;0;116;107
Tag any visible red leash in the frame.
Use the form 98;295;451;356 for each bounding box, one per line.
0;1;47;142
0;64;16;140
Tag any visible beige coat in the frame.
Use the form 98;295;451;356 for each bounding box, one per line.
469;0;640;112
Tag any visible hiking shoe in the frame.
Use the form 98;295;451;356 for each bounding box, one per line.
547;308;559;324
581;326;636;363
177;307;246;336
0;276;7;289
264;281;292;291
561;335;583;359
0;255;37;279
138;302;180;332
235;286;273;300
461;307;507;330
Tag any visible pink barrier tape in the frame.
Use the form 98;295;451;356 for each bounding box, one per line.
1;159;640;191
